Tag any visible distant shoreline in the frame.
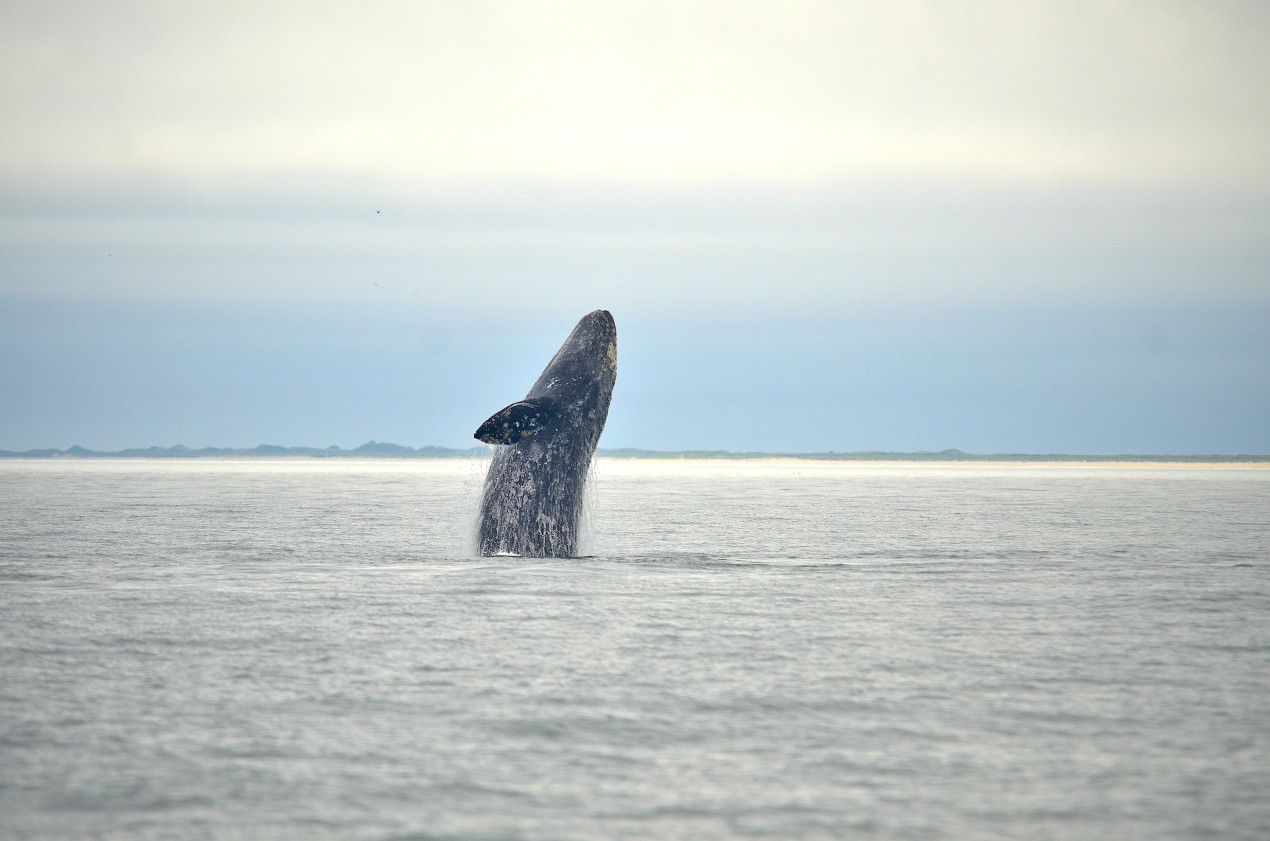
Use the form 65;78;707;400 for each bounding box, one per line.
2;443;1267;464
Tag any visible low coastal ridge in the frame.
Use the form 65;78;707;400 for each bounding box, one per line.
1;443;1266;464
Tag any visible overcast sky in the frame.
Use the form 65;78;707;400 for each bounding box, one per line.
2;1;1268;453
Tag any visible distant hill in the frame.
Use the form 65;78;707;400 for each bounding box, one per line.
0;442;480;459
1;444;1266;463
593;448;1269;463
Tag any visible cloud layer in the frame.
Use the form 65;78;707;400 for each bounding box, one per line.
4;2;1268;190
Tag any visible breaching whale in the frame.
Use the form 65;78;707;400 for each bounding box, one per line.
474;309;617;557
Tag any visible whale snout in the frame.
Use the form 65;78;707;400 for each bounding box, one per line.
585;309;615;336
587;310;617;372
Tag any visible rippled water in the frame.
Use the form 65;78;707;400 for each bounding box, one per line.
1;459;1267;840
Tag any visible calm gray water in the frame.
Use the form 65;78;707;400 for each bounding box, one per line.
1;459;1267;840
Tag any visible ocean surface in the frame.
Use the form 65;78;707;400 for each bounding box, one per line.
1;458;1267;841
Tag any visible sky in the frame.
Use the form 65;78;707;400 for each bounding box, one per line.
2;1;1268;453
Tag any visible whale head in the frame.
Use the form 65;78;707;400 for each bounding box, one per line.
475;309;616;447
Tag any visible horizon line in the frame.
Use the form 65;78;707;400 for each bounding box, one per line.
2;442;1268;464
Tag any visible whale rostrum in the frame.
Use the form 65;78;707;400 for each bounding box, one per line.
474;310;617;557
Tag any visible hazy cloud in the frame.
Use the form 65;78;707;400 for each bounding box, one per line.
3;1;1268;190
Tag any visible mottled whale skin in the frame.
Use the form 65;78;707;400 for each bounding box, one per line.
474;310;617;557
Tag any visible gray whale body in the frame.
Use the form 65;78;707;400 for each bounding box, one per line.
474;310;617;557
